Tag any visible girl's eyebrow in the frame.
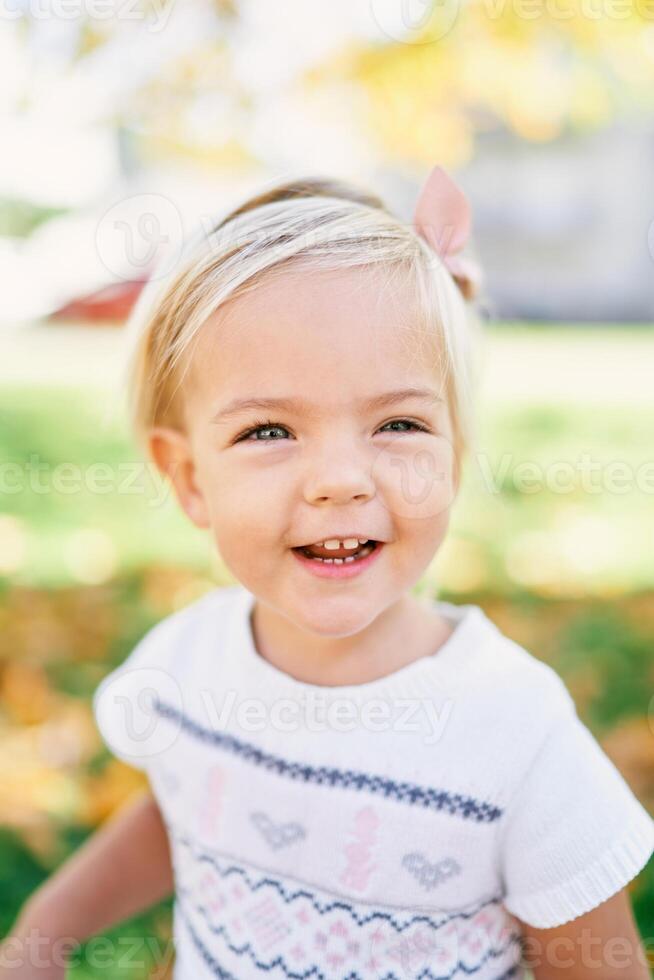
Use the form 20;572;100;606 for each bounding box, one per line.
210;388;443;424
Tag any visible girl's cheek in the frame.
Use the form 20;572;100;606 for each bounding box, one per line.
374;438;456;523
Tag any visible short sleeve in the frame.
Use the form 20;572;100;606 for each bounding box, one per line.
499;698;654;928
92;621;185;772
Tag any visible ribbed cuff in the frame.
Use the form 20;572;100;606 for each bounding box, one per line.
503;804;654;928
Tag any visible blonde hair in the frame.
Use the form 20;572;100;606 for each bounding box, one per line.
123;174;485;478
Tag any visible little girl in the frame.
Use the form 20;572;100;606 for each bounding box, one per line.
5;167;654;979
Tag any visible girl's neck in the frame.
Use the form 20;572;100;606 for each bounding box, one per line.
248;593;454;688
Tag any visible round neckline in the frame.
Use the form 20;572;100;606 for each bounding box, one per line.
223;586;487;700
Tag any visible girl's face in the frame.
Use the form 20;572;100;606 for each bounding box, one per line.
152;264;459;638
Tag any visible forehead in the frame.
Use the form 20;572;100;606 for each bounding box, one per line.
186;264;444;411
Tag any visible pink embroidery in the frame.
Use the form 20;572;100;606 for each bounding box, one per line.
198;868;223;910
371;921;451;975
197;765;227;839
338;805;380;892
471;906;505;946
244;896;292;952
208;894;226;914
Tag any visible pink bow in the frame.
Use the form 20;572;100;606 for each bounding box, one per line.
413;165;482;301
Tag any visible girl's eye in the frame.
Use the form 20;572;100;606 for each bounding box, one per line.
234;418;429;443
379;418;429;434
235;421;291;442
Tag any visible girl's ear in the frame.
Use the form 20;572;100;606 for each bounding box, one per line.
148;426;211;529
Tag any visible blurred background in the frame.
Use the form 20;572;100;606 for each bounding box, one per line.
1;3;653;977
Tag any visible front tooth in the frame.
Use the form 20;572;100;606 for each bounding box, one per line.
323;539;342;550
343;538;359;549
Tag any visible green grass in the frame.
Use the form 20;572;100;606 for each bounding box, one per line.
0;386;210;584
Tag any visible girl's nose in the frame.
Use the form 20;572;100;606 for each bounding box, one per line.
302;441;376;506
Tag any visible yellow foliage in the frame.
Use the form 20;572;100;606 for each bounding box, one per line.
601;717;654;810
0;662;56;725
329;4;654;165
80;760;149;826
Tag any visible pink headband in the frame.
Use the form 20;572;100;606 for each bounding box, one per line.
413;165;482;301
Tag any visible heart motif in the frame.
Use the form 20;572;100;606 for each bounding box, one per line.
401;852;461;890
250;810;306;850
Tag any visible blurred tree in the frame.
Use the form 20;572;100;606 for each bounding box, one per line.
10;1;654;176
324;3;654;165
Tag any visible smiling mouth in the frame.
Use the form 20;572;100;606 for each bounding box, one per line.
292;540;380;563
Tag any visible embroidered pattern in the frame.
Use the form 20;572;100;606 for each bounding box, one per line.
197;765;228;840
338;805;380;893
173;832;524;979
251;811;306;850
401;853;462;890
177;892;524;979
153;698;503;822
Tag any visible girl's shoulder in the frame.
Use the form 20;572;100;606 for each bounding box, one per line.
122;582;242;667
92;584;242;769
467;610;654;929
444;599;577;723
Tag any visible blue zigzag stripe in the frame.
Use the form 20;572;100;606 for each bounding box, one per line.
174;832;504;934
177;898;523;980
154;699;503;822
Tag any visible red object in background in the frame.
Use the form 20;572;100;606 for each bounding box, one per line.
48;277;149;325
